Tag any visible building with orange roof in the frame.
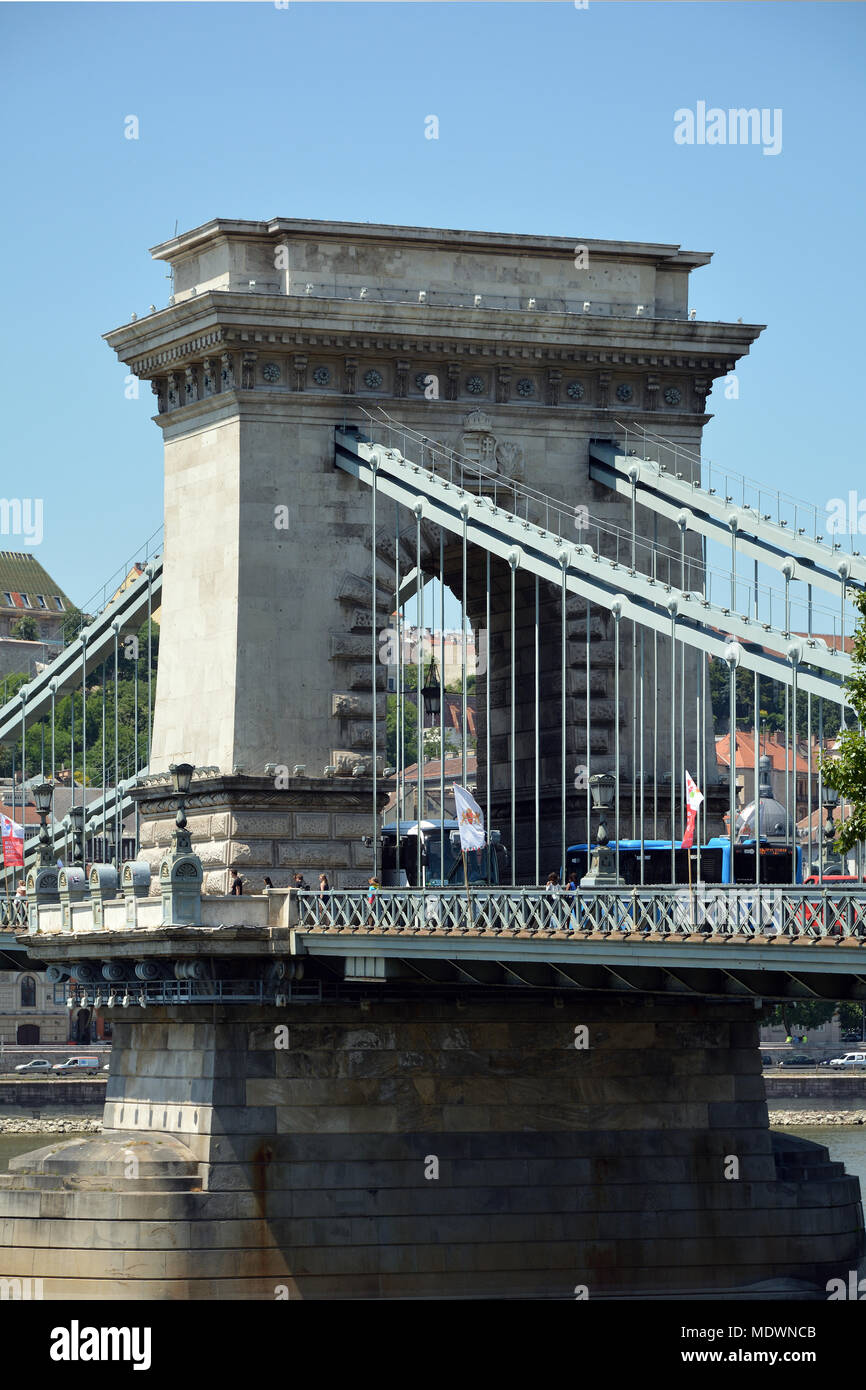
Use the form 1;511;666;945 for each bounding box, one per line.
715;728;832;824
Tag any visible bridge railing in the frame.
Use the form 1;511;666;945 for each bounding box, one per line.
0;898;28;931
296;887;866;939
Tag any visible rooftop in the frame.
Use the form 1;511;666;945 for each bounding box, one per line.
0;553;73;615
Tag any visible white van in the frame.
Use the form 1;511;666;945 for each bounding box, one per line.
829;1052;866;1068
51;1057;100;1075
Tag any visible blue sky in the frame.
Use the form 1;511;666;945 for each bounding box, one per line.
3;0;864;611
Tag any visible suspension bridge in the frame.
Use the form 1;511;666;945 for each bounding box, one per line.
0;215;864;1300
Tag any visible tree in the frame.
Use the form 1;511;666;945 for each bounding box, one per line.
386;694;418;767
769;1000;838;1036
836;1001;866;1036
708;660;841;738
10;616;38;641
821;588;866;855
61;606;91;645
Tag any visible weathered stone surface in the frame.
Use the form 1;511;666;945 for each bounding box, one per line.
0;994;861;1300
277;842;349;869
293;813;331;838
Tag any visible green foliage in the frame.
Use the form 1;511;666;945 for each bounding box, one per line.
836;1001;866;1035
445;674;476;695
0;619;159;782
769;1000;838;1035
10;616;39;641
61;606;90;644
386;693;417;767
821;589;866;855
708;661;842;739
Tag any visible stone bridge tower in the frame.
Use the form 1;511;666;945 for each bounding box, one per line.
106;218;762;884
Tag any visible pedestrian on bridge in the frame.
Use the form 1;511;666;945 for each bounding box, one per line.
15;881;26;899
318;874;331;925
230;868;244;896
366;876;380;926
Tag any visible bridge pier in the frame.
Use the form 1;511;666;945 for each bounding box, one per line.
0;988;861;1298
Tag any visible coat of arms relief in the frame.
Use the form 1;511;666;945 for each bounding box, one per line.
460;411;525;483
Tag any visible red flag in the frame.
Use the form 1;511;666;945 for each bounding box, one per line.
680;771;704;850
1;814;24;867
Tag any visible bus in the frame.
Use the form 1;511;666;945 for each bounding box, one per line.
564;837;802;886
380;820;508;888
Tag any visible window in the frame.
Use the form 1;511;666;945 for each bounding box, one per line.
36;594;47;608
20;976;36;1008
53;596;65;611
17;1024;39;1045
19;593;31;607
2;593;11;606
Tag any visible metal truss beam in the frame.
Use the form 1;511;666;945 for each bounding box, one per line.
335;429;852;705
588;439;866;597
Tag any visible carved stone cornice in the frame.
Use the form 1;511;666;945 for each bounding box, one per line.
132;325;741;384
114;290;756;384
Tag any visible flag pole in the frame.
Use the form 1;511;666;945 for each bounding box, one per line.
461;847;473;929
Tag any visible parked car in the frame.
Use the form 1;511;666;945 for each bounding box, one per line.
51;1057;100;1076
777;1054;817;1067
13;1058;52;1073
829;1052;866;1068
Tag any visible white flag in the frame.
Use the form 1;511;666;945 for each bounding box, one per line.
685;770;704;811
453;784;486;851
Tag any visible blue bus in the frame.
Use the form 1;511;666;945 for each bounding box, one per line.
564;837;802;886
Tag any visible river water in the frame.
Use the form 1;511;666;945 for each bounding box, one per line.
0;1133;91;1167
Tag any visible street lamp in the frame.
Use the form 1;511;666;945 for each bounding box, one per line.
420;658;441;725
168;762;195;857
68;805;85;867
822;783;840;850
32;780;55;869
580;772;621;888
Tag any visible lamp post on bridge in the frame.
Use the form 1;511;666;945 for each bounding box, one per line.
159;762;202;926
580;772;622;889
822;782;840;874
68;805;85;868
32;780;56;869
168;762;195;858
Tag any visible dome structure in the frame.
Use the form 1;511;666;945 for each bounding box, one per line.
736;754;793;842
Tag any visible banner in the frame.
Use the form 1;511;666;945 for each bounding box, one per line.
1;814;24;868
453;784;486;852
681;772;704;851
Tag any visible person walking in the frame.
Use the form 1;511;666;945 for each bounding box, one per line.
366;875;380;926
318;873;331;925
229;868;243;896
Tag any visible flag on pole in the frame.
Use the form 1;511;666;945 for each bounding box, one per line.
1;814;24;868
453;785;486;851
681;771;704;850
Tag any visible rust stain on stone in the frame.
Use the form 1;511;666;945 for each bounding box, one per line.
251;1142;274;1220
